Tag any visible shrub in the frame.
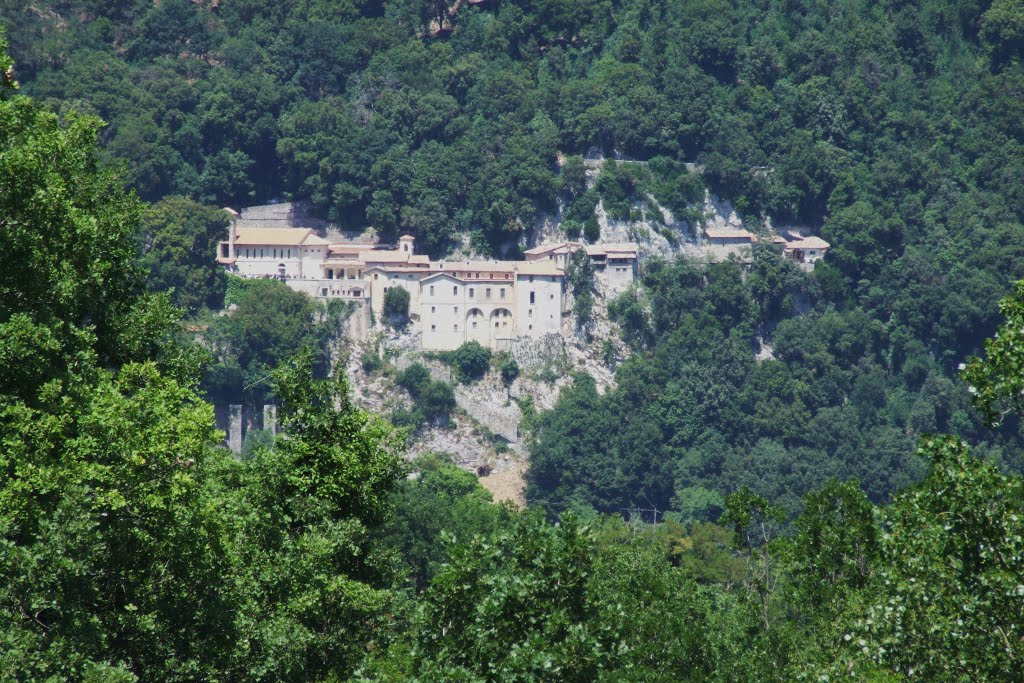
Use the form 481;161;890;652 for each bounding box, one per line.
383;287;410;324
583;217;600;242
499;355;520;386
397;363;432;398
449;341;492;383
419;380;456;422
362;351;383;374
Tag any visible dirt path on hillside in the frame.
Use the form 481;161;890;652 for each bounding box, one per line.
479;460;526;508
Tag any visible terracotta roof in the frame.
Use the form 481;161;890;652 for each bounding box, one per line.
379;266;432;274
435;261;517;273
515;261;564;276
399;234;415;240
704;227;755;240
233;227;314;246
216;257;236;265
223;207;240;217
785;236;830;250
410;255;431;264
327;245;376;255
586;243;638;256
301;233;331;246
359;251;412;264
524;241;580;255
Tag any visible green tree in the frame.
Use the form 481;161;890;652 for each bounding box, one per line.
138;196;229;314
0;49;234;679
203;278;330;403
448;340;491;383
379;453;511;590
963;280;1024;426
382;285;411;325
417;379;456;423
566;248;595;327
223;350;406;681
842;437;1024;681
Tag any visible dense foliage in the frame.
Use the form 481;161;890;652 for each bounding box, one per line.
200;277;351;405
4;1;1024;679
137;195;229;314
0;58;404;681
528;250;1024;518
394;362;457;426
4;0;1021;263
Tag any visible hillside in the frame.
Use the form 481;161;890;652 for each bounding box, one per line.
4;3;1024;680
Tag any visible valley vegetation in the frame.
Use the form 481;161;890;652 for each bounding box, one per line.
3;0;1024;680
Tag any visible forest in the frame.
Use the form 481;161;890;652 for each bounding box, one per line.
3;0;1024;680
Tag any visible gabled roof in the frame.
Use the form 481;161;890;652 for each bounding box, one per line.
359;251;412;264
233;227;314;246
785;236;830;250
586;243;638;257
515;261;564;276
420;271;464;284
524;241;581;255
301;233;331;246
328;244;376;258
704;227;755;241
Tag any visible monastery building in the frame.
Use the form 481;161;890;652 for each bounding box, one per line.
217;209;638;351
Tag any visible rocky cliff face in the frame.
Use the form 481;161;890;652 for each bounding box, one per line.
342;278;626;504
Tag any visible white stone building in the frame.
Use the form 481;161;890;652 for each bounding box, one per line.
217;213;637;352
702;227;831;268
523;241;639;296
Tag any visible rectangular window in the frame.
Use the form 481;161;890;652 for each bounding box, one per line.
472;321;477;329
260;249;264;257
485;288;491;299
499;288;505;299
454;307;458;314
529;309;533;317
431;324;436;331
429;285;434;295
529;275;534;282
454;324;459;331
469;288;474;298
454;286;458;295
550;294;554;299
528;324;533;331
530;291;535;304
431;306;436;313
374;273;378;280
321;288;328;296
